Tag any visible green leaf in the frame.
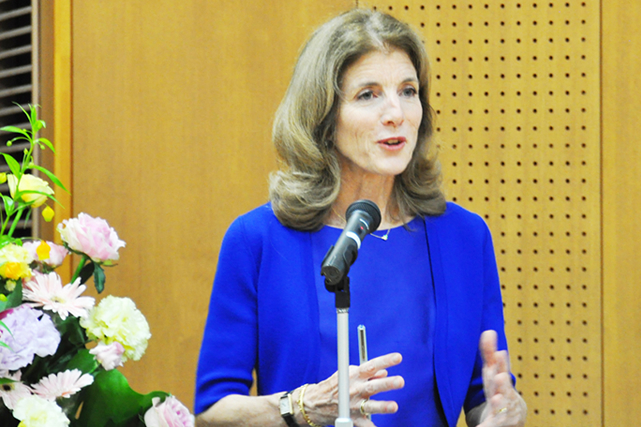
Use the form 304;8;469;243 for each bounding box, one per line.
57;315;89;348
32;119;44;133
66;348;99;374
79;262;95;285
28;105;39;128
36;137;55;153
0;283;23;313
0;126;29;136
2;194;15;213
75;370;168;427
14;189;57;202
93;264;106;294
29;164;68;192
1;154;21;176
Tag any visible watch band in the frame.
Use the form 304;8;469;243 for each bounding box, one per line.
279;390;298;427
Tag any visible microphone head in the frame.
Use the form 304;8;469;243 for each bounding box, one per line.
345;200;382;232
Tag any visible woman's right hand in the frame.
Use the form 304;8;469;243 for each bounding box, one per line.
299;352;404;427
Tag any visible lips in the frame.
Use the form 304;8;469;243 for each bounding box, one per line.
378;137;407;147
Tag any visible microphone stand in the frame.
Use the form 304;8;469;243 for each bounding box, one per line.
325;275;353;427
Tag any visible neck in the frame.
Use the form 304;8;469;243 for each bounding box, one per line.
329;175;400;229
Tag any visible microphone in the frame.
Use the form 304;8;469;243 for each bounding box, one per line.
321;200;382;286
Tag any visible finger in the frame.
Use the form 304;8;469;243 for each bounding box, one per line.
360;375;405;398
495;372;515;397
479;330;498;367
358;353;402;379
372;369;389;379
495;350;510;374
360;398;399;415
482;349;499;399
482;363;498;399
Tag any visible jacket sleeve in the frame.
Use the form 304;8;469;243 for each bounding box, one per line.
463;221;512;413
194;215;260;415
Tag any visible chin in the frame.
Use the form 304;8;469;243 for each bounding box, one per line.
377;161;411;177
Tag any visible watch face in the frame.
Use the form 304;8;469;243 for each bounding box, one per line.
279;394;292;414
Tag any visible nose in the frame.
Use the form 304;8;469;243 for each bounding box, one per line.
381;94;404;127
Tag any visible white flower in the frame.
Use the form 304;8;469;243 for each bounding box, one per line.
31;369;94;401
80;296;151;362
23;272;95;320
12;394;69;427
89;341;125;370
7;174;54;208
0;372;33;410
0;306;60;372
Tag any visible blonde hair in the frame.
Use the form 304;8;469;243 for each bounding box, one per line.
270;8;446;231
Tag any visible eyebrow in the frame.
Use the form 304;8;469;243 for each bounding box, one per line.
352;77;419;89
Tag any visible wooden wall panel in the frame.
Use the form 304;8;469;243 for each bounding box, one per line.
367;1;601;425
71;0;353;410
602;1;641;425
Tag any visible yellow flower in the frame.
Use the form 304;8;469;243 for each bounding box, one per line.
36;241;51;261
42;206;55;222
7;174;54;208
0;244;33;281
0;173;6;184
0;262;30;281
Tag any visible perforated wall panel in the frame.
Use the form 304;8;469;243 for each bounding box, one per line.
365;1;601;425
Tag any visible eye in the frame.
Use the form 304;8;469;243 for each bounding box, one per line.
356;89;375;101
401;86;418;97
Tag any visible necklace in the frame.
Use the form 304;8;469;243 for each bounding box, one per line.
331;208;391;241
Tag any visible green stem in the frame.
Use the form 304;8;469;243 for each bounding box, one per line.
6;208;23;238
72;254;90;283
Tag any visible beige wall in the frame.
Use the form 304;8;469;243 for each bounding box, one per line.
59;0;354;409
41;0;641;422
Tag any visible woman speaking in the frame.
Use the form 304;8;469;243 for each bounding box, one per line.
195;8;527;427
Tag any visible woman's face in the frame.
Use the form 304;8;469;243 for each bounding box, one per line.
334;48;422;183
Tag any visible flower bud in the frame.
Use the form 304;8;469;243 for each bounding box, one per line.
42;206;55;222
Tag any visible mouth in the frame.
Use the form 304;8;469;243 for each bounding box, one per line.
379;137;407;147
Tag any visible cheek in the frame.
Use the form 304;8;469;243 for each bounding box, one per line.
336;113;369;150
409;104;423;128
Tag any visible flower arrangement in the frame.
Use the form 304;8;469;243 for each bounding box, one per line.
0;106;194;427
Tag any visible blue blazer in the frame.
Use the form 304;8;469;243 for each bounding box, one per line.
195;202;510;426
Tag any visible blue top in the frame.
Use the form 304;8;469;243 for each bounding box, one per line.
312;216;445;426
195;202;511;426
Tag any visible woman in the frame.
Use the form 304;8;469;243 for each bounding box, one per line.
195;9;526;427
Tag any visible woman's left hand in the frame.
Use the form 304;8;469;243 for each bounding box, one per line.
477;330;527;427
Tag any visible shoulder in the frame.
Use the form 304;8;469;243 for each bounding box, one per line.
426;201;490;235
226;203;280;237
224;202;309;254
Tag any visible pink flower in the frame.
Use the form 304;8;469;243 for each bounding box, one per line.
0;372;33;410
31;369;94;401
23;272;95;320
57;213;126;264
23;241;69;268
144;396;195;427
89;341;125;370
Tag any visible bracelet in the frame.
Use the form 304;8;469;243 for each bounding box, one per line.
296;384;323;427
